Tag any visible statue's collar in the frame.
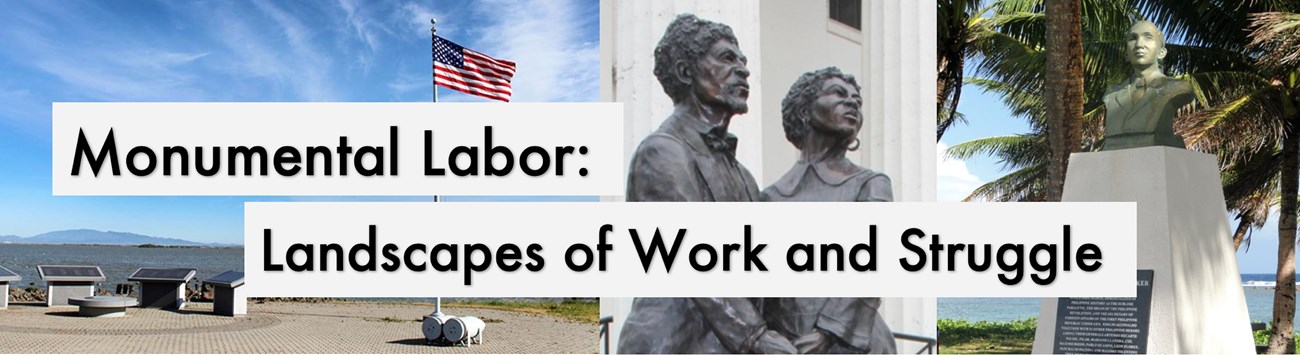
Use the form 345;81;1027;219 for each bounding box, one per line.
769;159;874;197
1130;73;1170;90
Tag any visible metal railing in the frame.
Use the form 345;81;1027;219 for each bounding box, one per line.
599;316;614;354
598;316;935;354
894;331;937;354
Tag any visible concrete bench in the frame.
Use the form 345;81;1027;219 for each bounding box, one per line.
68;296;138;318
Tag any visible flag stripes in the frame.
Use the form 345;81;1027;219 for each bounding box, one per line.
433;35;515;102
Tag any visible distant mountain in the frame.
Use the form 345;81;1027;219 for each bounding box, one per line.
0;229;239;247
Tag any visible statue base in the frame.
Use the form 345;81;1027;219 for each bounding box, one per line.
1031;146;1254;353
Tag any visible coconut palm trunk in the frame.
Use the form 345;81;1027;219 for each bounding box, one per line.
1270;109;1300;354
1042;0;1083;201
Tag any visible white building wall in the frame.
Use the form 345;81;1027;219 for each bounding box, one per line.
882;297;939;354
603;0;765;191
758;0;865;191
598;297;634;354
861;0;937;202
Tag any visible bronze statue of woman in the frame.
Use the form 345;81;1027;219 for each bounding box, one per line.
759;67;898;354
761;67;892;202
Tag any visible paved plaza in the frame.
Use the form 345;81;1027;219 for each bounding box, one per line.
0;301;597;353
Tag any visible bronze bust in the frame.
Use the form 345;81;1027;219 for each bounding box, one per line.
618;14;794;354
762;67;892;202
1101;21;1194;151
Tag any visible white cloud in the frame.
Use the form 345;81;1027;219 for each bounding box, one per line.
936;142;986;202
471;0;599;102
387;70;427;94
336;0;382;52
0;24;210;102
205;1;338;101
399;2;444;38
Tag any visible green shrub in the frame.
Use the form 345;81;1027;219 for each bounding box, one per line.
937;318;1036;354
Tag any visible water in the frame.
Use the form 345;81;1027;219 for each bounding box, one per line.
938;273;1297;331
0;244;242;289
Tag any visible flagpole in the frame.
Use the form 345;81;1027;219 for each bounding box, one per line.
429;17;443;319
430;17;440;205
431;18;439;105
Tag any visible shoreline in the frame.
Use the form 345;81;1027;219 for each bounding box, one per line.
0;242;241;249
937;317;1282;354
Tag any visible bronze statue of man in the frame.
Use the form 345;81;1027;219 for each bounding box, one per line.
625;13;759;202
1101;20;1194;151
619;14;794;354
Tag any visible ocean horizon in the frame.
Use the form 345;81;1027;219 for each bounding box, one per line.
939;273;1295;330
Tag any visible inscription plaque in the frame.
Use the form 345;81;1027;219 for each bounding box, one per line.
1052;270;1154;354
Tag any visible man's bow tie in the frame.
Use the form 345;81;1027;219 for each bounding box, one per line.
701;126;738;154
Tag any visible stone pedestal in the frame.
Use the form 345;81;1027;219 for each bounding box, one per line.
205;270;245;317
213;286;246;316
47;282;95;307
0;267;17;310
1032;147;1254;353
138;281;187;309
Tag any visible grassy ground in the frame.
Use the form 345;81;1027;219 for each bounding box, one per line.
937;318;1036;354
254;298;601;325
443;299;599;324
940;318;1289;354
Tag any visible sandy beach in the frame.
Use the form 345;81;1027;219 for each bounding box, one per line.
0;300;597;353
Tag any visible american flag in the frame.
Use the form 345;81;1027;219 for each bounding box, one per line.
433;35;516;102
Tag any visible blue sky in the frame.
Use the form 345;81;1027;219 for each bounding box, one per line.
0;0;599;245
938;73;1285;274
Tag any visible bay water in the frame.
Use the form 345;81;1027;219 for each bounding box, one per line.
938;274;1290;330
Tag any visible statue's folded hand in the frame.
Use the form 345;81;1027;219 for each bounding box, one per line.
753;330;798;354
793;330;834;354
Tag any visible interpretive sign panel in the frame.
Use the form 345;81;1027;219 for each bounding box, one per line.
1053;270;1154;353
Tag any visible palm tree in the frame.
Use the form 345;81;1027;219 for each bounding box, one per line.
1042;0;1083;202
943;0;1131;202
937;0;986;140
945;77;1106;202
1247;11;1300;353
1246;11;1300;257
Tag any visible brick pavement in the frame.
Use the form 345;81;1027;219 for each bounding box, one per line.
0;301;597;353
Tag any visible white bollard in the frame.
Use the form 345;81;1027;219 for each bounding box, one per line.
422;314;455;343
442;316;486;346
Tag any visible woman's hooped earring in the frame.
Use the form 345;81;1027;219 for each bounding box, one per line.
847;138;861;152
